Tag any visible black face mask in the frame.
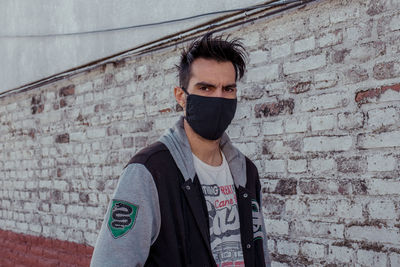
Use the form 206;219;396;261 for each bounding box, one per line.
182;87;237;140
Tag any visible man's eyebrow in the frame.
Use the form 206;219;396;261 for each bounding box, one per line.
194;82;237;88
194;82;216;88
223;83;237;88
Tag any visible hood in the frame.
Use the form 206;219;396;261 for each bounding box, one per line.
158;116;247;188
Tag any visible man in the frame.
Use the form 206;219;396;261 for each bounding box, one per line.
91;32;271;267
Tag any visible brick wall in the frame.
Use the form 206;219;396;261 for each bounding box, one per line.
1;0;399;266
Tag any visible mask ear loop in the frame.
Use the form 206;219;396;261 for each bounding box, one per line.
181;87;190;95
180;87;189;120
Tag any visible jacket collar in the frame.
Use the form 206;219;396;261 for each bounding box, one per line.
159;116;247;188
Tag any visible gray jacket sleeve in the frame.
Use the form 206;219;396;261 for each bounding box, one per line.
259;188;272;267
90;163;161;267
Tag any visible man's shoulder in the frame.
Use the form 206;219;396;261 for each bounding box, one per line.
124;141;171;168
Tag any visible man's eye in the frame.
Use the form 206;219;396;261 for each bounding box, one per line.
200;86;209;91
224;87;235;92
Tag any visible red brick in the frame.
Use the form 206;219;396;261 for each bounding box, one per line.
55;133;70;143
43;247;61;260
59;85;75;96
355;83;400;105
13;243;29;253
159;107;172;113
0;258;15;267
16;252;40;266
76;255;92;267
290;81;311;94
29;245;44;256
255;99;294;118
58;251;77;265
37;258;59;267
373;61;398;80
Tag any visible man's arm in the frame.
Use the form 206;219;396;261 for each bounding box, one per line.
90;163;161;267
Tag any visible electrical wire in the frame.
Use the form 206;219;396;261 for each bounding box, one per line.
0;0;316;98
1;0;299;38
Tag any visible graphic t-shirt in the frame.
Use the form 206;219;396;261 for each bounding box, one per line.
192;152;244;267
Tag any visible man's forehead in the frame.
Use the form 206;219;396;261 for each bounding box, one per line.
189;58;236;83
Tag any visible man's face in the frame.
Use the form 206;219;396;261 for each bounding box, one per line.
186;58;237;99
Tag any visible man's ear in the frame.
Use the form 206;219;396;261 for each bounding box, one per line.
174;86;186;110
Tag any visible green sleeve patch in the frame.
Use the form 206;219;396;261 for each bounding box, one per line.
107;199;139;239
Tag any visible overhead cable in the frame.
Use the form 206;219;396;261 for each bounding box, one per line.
2;0;299;38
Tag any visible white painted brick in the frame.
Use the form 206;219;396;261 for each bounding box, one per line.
368;200;396;219
249;50;269;65
301;243;325;259
244;124;260;137
87;219;97;230
301;92;348;112
318;31;343;47
6;102;18;112
265;159;285;173
162;55;179;70
309;199;335;216
284;117;308;133
234;142;258;158
16;222;29;231
29;224;42;233
265;219;289;235
357;250;387;266
367;107;399;129
367;154;397;172
310;158;336;173
330;7;360;23
314;72;338;89
328;245;354;263
243;31;260;47
51;204;65;214
265;81;286;96
271;43;291;59
40;136;54;145
347;226;399;244
368;179;400;195
23;202;37;212
70;132;86;142
271;262;290;267
336;200;363;219
84;231;98;246
390;253;400;267
76;82;93;94
294;36;315;53
304;136;352;152
380;87;400;102
54;180;69;191
115;69;133;84
267;239;275;253
288;159;307;173
246;64;279;82
67;205;85;215
283;54;326;74
389;14;400;31
262;120;283;135
294;220;344;239
311;114;336;131
136;65;147;76
235;105;252;120
338;112;364;129
86;128;107;139
276;240;299;256
39;180;52;189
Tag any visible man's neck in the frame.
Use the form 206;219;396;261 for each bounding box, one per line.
183;119;222;166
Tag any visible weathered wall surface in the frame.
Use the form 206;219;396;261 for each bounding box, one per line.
1;0;399;266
